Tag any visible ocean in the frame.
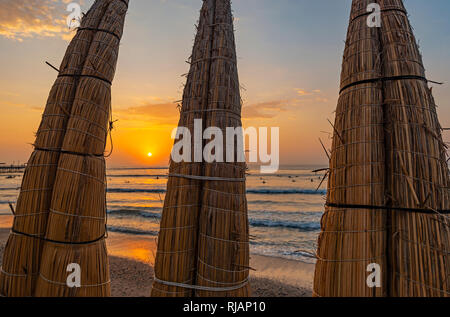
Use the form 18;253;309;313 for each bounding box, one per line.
0;166;326;264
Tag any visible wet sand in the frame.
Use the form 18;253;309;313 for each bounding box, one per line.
0;228;313;297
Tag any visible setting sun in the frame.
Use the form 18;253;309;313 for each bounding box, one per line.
147;152;153;157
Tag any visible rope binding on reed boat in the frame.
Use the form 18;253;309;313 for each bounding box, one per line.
326;202;450;214
0;267;37;277
76;27;121;42
47;61;114;86
10;228;106;245
116;0;128;9
33;146;104;158
153;277;248;292
168;173;246;182
350;7;408;23
38;273;110;288
339;75;444;94
57;74;112;86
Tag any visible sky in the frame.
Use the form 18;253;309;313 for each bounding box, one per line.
0;0;449;167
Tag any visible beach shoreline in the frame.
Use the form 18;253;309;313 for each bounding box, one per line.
0;228;313;297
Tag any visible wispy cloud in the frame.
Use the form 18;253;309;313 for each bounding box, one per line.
0;0;84;42
242;87;329;120
295;88;321;96
115;102;180;125
116;99;289;123
292;88;329;104
243;100;290;119
112;86;329;124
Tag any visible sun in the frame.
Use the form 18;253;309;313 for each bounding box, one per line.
147;152;153;157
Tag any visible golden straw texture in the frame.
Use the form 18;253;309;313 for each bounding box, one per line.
314;0;387;297
0;0;113;297
380;0;449;297
151;0;250;297
34;0;129;297
314;0;449;297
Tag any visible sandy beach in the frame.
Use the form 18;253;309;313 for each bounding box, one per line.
0;226;313;297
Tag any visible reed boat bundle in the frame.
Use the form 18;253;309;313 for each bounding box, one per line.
314;0;449;297
151;0;250;297
0;0;129;297
0;0;113;297
35;0;129;297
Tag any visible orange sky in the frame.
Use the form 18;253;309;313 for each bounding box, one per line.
0;0;449;167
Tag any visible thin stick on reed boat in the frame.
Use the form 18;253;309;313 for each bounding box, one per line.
34;0;129;297
151;0;250;297
0;0;114;297
314;0;449;297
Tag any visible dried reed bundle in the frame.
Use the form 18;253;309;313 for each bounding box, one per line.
0;0;113;297
152;0;215;297
44;155;106;243
314;0;449;297
196;0;249;297
34;0;129;297
35;0;114;152
314;0;387;297
0;151;59;297
35;241;109;297
380;0;449;297
152;0;250;297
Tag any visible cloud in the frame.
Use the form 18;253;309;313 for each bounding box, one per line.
0;0;84;42
241;87;329;120
291;88;329;104
115;102;180;125
116;99;289;124
114;89;329;125
242;100;290;119
2;100;28;107
0;91;20;97
295;89;311;96
295;88;321;97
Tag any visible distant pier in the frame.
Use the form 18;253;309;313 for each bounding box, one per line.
0;164;26;173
